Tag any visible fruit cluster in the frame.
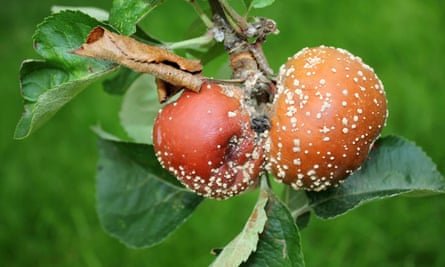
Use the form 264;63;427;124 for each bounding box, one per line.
153;46;388;199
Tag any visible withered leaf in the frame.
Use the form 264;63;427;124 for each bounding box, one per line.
72;26;204;95
155;78;184;103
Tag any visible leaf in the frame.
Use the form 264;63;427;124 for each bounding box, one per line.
96;138;203;248
109;0;164;35
133;25;163;46
241;193;305;267
119;74;162;144
294;212;311;231
306;135;445;219
282;187;309;214
14;11;117;139
282;188;311;229
103;67;141;95
198;41;226;65
73;27;202;72
211;176;305;267
245;0;276;10
72;26;203;93
210;178;269;267
91;125;123;142
51;6;109;21
243;0;253;9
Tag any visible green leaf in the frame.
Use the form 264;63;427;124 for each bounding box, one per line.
210;178;269;267
103;67;141;95
109;0;164;35
32;11;109;70
212;177;305;267
91;124;125;142
51;6;109;21
243;0;253;9
200;42;226;65
15;11;117;139
119;74;162;144
133;25;163;45
306;135;445;219
241;192;305;267
282;188;311;229
245;0;276;10
96;138;203;248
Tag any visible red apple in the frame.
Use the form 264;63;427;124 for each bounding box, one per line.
153;82;264;199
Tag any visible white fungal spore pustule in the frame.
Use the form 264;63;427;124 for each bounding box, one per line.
266;46;388;191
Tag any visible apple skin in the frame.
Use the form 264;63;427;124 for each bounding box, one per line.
153;82;264;199
266;46;388;191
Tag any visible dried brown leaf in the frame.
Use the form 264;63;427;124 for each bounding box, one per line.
72;26;204;94
155;78;183;103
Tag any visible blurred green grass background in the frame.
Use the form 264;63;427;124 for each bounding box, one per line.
1;0;444;266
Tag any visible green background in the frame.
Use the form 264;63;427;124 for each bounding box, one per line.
1;0;444;266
